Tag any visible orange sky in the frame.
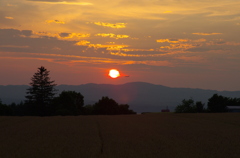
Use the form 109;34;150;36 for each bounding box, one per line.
1;0;240;91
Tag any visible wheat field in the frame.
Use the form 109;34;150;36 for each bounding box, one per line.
0;113;240;158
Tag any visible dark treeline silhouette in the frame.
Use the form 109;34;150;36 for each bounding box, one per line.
0;66;136;116
175;94;240;113
85;96;136;115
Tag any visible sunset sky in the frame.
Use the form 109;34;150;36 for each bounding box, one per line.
1;0;240;91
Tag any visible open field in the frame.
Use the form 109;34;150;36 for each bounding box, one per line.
0;113;240;158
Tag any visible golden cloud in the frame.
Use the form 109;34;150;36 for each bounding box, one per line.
110;52;165;57
95;33;129;39
116;35;129;38
156;39;189;43
192;33;222;35
110;52;141;57
33;31;90;40
122;48;155;52
45;20;65;24
75;40;90;46
163;11;172;13
27;1;93;5
88;44;128;50
5;17;14;19
157;38;207;50
92;22;127;28
59;33;90;39
160;44;197;50
106;42;115;44
95;33;115;38
33;31;58;38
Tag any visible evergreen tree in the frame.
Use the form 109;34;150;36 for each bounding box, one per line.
25;66;57;116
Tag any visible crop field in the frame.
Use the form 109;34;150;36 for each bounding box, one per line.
0;113;240;158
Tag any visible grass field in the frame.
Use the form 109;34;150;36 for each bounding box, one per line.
0;113;240;158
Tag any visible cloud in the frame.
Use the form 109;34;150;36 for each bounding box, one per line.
109;51;168;58
0;28;88;55
7;4;17;7
29;53;173;67
46;20;65;24
58;33;90;39
160;44;197;50
116;35;129;38
88;44;128;51
0;51;141;66
192;33;222;35
95;33;116;38
121;48;155;52
95;33;129;39
0;29;33;38
156;38;207;50
91;22;127;28
28;0;67;1
0;45;29;48
156;39;189;43
163;11;172;13
21;30;33;37
137;61;174;67
75;40;90;46
27;0;93;5
33;31;90;40
5;17;14;19
59;32;70;37
175;56;203;62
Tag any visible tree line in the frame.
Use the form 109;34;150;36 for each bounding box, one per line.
175;94;240;113
0;66;136;116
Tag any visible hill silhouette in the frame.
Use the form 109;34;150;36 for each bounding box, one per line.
1;82;240;113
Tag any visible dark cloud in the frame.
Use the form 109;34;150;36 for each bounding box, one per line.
187;47;218;52
0;28;87;55
21;30;33;36
0;29;33;37
0;29;21;37
59;32;70;37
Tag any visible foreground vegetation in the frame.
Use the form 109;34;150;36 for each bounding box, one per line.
1;113;240;158
175;94;240;113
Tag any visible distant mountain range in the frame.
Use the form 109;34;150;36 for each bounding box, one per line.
1;82;240;113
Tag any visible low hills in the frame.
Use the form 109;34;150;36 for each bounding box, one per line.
1;82;240;113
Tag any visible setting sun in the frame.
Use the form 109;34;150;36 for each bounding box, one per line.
109;69;120;78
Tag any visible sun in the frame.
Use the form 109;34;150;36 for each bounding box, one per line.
109;69;120;78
